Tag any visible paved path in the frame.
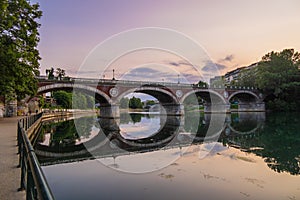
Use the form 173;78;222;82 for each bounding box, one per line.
0;117;25;200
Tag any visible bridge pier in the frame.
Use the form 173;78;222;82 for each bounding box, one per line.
161;104;184;116
99;118;120;131
204;103;230;113
99;104;120;118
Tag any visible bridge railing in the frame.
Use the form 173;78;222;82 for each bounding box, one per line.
17;113;54;200
36;76;259;91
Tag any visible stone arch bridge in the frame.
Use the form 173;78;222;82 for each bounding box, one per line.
37;76;265;117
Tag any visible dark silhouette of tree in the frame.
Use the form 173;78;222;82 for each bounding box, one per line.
197;80;208;88
56;68;66;80
46;67;55;79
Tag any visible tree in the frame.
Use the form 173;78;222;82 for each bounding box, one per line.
233;68;257;87
256;49;300;95
53;91;72;109
129;96;143;109
72;92;87;109
256;49;300;110
38;95;45;108
146;100;156;106
197;80;208;88
56;68;66;80
46;67;55;80
0;0;42;100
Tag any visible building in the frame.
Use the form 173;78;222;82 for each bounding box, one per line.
209;76;225;86
224;63;258;85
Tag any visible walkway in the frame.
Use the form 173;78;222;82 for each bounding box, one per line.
0;117;25;200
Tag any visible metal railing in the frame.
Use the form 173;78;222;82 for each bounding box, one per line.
17;113;54;200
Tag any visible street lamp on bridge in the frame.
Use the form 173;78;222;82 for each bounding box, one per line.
112;69;115;80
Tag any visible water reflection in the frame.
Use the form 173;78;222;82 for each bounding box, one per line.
38;117;97;148
119;113;163;139
34;112;300;175
222;112;300;175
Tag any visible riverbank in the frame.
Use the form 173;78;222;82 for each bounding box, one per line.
0;117;25;200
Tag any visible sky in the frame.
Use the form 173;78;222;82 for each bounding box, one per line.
33;0;300;83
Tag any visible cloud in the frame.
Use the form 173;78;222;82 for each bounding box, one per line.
167;60;194;67
202;61;228;72
67;69;101;78
218;54;234;63
122;68;174;80
168;62;180;67
120;67;200;84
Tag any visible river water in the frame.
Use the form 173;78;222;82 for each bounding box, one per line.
34;112;300;200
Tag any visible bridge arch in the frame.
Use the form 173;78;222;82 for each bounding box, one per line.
115;86;179;105
228;91;260;103
180;89;227;104
37;83;112;104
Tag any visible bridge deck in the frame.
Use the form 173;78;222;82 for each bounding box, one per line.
37;76;259;91
0;117;25;200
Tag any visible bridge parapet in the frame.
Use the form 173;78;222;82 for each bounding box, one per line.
36;76;265;114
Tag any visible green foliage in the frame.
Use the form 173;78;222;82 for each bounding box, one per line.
129;96;143;109
230;104;238;109
0;0;42;99
73;92;87;109
38;95;45;108
130;113;142;123
256;49;300;93
234;49;300;111
232;68;257;87
52;90;95;110
145;100;156;106
38;117;95;148
257;49;300;110
222;112;300;175
197;80;208;88
53;91;72;109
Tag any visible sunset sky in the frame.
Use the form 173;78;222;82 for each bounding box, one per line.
34;0;300;83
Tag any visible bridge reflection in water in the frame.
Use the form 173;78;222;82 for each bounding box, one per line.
33;112;300;176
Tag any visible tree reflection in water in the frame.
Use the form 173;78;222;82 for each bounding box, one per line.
36;117;96;149
223;112;300;175
35;112;300;175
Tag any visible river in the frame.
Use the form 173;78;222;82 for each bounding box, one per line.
34;112;300;200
